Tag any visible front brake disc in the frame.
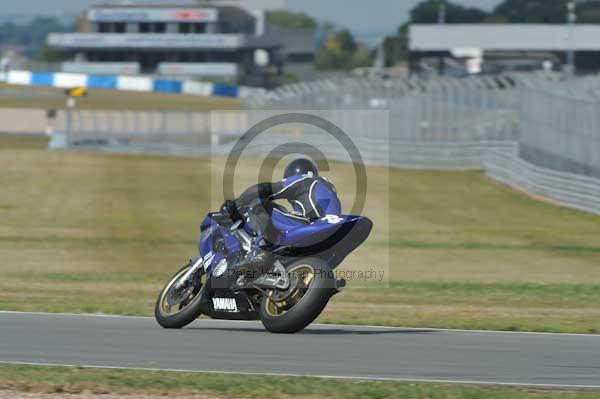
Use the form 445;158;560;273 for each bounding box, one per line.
166;279;199;306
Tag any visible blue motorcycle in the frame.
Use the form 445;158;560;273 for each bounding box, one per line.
155;203;372;333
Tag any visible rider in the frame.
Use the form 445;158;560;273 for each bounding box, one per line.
223;158;341;274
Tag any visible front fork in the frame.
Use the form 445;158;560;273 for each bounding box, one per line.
175;257;204;289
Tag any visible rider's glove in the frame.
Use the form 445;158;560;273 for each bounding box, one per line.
221;200;243;222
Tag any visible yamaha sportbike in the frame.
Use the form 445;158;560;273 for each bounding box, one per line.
155;203;372;333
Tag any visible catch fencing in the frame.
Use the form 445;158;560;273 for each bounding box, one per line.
55;71;600;215
247;72;600;214
520;81;600;179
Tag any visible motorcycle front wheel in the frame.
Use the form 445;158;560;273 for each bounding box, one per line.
155;260;205;329
259;257;336;334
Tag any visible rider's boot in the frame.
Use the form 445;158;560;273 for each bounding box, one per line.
233;247;274;281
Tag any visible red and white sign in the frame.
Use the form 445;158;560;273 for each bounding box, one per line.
172;10;210;21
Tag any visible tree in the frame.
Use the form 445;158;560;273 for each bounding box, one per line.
493;0;569;23
410;0;489;24
350;45;373;68
266;10;317;30
315;31;351;70
315;21;337;48
0;17;72;58
315;47;340;70
572;0;600;23
37;44;62;62
327;29;357;54
382;35;408;67
481;14;508;23
315;29;368;70
491;0;600;23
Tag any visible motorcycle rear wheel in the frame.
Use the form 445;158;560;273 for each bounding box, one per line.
155;261;205;329
259;257;336;334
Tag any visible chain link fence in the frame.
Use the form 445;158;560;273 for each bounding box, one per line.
520;81;600;178
246;71;600;213
244;72;545;168
54;71;600;214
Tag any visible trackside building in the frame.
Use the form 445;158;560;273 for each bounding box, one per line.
409;24;600;74
47;2;284;84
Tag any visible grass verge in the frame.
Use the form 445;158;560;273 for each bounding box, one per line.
1;273;600;333
1;135;600;333
0;364;598;399
0;83;241;111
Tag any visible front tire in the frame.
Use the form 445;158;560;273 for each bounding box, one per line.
259;258;336;334
155;261;205;329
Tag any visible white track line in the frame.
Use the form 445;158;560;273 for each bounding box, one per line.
0;310;151;320
1;310;599;338
1;311;599;389
0;360;599;390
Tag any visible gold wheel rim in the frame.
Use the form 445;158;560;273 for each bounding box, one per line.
159;266;203;316
264;264;315;317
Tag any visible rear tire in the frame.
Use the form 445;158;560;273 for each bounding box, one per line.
155;261;205;329
259;258;336;334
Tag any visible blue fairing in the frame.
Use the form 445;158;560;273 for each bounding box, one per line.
312;181;341;215
269;211;373;268
199;215;242;272
199;210;372;272
276;215;364;246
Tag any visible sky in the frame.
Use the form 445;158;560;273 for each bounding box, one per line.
0;0;502;42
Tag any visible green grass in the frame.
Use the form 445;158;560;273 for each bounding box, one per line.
2;135;600;333
0;364;598;399
0;83;241;110
1;271;600;332
0;133;50;149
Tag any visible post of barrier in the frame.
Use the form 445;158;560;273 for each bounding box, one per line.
159;110;166;138
134;110;140;137
187;111;193;142
105;110;112;137
91;109;98;139
64;107;71;147
210;111;220;147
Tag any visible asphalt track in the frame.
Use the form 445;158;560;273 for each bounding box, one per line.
1;311;599;388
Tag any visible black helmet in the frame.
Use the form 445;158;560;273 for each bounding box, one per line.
284;158;318;179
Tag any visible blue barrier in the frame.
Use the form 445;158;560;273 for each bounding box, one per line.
212;83;239;97
87;75;118;90
153;79;183;93
3;69;259;99
31;72;54;86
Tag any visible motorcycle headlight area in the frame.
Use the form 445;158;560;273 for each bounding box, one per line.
211;259;228;278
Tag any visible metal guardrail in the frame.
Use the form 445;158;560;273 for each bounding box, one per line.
485;145;600;215
59;109;246;149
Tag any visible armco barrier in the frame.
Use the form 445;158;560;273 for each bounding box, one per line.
484;145;600;215
0;69;261;99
